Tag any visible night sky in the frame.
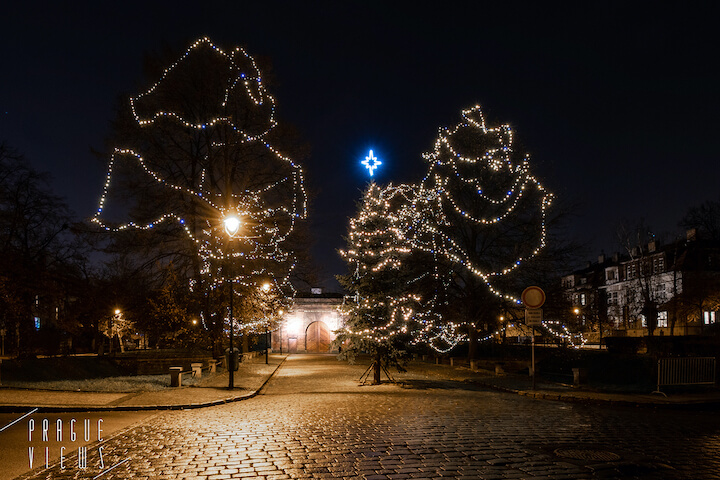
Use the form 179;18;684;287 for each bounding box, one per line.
2;2;718;290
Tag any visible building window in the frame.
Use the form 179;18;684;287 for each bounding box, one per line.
606;269;617;281
580;293;587;306
626;264;637;279
704;311;716;325
658;311;668;328
34;317;41;330
608;291;618;305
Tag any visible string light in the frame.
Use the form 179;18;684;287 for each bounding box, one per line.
92;37;306;332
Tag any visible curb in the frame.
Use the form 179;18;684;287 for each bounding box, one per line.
471;378;720;408
0;356;287;413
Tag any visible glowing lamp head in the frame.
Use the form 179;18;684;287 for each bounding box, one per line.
261;282;271;292
223;214;241;237
114;309;121;315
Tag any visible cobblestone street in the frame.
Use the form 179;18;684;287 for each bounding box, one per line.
17;355;720;479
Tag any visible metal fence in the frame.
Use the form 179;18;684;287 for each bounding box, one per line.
654;357;716;395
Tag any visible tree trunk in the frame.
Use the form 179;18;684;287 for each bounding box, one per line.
373;350;381;385
467;326;478;362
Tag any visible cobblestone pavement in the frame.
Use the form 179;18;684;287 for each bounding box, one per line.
17;355;720;479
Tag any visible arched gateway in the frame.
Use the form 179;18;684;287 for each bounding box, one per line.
305;321;331;353
272;293;347;354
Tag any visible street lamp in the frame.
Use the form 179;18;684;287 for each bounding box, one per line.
261;282;271;365
223;213;241;390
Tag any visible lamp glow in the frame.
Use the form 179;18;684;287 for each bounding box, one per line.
223;215;241;237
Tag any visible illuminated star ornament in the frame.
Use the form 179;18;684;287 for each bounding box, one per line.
362;150;382;176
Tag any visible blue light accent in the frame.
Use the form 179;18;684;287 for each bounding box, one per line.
361;150;382;176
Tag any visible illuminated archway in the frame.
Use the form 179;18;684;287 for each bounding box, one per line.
305;321;331;353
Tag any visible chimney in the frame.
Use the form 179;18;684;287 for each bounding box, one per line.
598;254;606;264
648;241;657;253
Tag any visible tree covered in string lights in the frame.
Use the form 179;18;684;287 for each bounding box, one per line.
411;106;554;356
340;106;555;356
337;182;417;383
92;38;306;353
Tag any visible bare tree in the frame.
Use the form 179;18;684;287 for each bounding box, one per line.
92;38;308;352
0;143;81;354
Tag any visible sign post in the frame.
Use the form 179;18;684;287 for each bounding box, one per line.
522;286;546;390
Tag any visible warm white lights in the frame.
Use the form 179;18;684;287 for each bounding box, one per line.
340;106;554;352
92;37;306;336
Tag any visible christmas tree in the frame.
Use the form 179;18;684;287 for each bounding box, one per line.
338;182;417;383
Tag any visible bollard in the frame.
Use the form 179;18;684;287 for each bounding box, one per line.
435;356;440;365
572;368;588;386
450;357;455;367
470;359;478;371
191;363;203;378
170;367;183;387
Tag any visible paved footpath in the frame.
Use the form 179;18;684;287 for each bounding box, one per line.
12;355;720;479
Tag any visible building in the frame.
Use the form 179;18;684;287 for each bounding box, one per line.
272;292;347;353
563;230;720;339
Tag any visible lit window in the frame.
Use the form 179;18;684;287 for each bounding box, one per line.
658;311;668;328
704;311;716;325
34;317;41;330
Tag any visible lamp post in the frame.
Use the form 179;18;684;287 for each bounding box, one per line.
224;213;241;390
261;282;271;365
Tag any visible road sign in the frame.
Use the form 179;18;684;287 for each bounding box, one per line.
521;286;546;309
525;308;543;326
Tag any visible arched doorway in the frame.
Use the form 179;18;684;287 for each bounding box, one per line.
305;321;331;353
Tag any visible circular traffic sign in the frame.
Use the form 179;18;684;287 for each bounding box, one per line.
521;286;546;309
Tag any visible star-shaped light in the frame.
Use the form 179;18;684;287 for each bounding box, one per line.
362;150;382;177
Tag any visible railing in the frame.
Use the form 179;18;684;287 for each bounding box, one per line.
654;357;716;395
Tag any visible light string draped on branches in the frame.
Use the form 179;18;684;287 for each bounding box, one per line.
340;106;554;352
92;37;306;332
